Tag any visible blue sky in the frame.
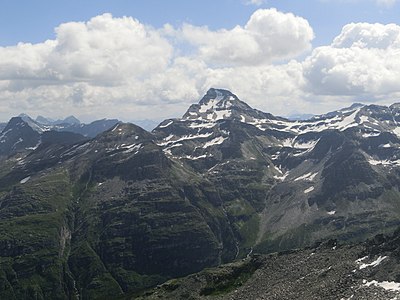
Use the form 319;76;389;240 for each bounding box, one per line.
0;0;400;122
1;0;399;47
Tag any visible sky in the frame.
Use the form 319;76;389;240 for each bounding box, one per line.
1;0;400;123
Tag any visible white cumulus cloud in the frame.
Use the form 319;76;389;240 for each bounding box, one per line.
0;14;173;85
0;13;180;120
2;10;400;123
304;23;400;97
0;10;316;121
176;8;314;66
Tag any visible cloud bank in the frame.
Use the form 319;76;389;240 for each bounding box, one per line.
177;8;314;66
0;9;400;122
304;23;400;97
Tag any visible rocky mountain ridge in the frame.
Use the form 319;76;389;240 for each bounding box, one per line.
1;88;400;298
154;88;400;254
0;115;119;158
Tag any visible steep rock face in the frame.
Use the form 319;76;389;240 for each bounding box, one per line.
0;123;6;133
66;123;234;295
0;165;75;300
0;115;119;159
0;117;41;156
153;89;294;257
40;131;88;146
154;88;400;254
0;122;240;298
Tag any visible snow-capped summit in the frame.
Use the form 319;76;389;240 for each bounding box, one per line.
153;88;400;169
183;88;240;121
182;88;278;123
198;88;251;111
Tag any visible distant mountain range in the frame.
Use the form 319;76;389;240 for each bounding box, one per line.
2;88;400;298
0;114;119;156
34;115;81;126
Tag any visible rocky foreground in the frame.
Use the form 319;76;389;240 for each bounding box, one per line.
135;231;400;300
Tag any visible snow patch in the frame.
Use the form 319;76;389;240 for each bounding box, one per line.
203;136;226;148
393;127;400;138
281;139;293;147
364;280;400;291
123;144;142;154
199;99;218;113
12;138;23;148
362;132;380;138
359;115;369;124
380;143;392;148
182;154;207;160
189;122;216;129
158;132;213;146
304;186;314;194
0;129;12;140
159;120;173;128
294;172;318;182
20;176;31;184
359;256;387;270
26;141;41;150
294;139;319;149
273;173;289;181
213;109;232;120
368;159;400;167
335;109;360;131
165;143;183;149
355;256;368;263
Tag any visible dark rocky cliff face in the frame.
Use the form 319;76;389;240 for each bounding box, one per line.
0;117;41;156
0;122;239;299
3;89;400;298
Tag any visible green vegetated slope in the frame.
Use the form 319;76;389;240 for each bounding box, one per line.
0;163;74;299
0;123;240;299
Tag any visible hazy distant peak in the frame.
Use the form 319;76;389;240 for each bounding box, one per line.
61;116;81;125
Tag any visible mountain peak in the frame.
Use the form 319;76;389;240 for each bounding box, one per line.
349;103;365;109
36;115;54;125
0;117;41;155
16;114;47;133
5;116;27;129
183;88;254;121
18;113;33;122
36;115;81;125
60;115;80;125
200;88;236;103
94;122;154;151
199;88;247;108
